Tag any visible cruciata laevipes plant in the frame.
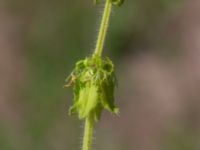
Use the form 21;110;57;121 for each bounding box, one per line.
64;0;124;150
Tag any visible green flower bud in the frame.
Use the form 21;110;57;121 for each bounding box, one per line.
66;55;118;122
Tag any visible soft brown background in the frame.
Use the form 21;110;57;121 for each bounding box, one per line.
0;0;200;150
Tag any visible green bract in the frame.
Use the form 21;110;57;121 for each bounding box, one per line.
94;0;124;6
66;55;118;122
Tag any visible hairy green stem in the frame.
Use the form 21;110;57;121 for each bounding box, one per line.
82;1;113;150
82;116;94;150
94;0;112;57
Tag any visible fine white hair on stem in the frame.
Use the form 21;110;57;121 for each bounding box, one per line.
79;121;86;150
94;1;114;56
89;3;105;54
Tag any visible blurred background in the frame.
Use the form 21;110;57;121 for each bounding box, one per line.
1;0;200;150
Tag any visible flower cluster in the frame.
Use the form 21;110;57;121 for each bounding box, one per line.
65;55;118;122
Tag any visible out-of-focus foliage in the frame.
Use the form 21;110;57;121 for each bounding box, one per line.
2;0;200;150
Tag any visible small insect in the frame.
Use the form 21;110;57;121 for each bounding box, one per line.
63;74;77;88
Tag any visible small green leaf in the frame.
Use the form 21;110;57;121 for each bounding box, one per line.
100;74;118;113
111;0;125;6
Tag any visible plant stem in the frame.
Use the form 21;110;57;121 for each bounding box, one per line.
82;1;113;150
82;116;94;150
94;0;112;57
